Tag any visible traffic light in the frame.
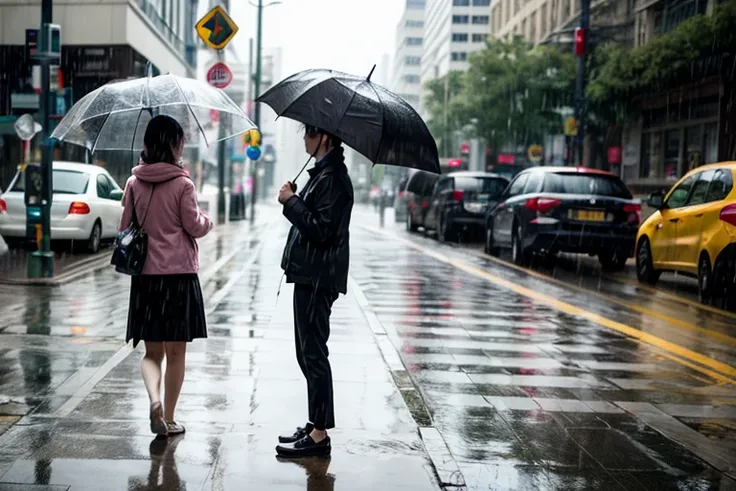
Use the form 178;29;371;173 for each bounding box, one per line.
574;28;585;56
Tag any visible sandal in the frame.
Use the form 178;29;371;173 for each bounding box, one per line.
149;402;167;435
166;421;186;435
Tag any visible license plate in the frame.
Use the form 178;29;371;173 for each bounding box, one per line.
464;203;484;213
568;209;606;221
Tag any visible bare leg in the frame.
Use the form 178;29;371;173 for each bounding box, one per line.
163;341;187;422
141;342;165;404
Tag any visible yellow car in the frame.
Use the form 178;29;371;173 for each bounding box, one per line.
636;162;736;309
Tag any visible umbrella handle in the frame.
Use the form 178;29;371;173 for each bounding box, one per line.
290;150;319;193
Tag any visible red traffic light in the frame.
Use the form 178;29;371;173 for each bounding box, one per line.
574;27;585;56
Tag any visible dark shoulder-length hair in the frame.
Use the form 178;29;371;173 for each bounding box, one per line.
140;115;184;165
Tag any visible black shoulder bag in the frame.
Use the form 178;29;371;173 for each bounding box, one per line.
111;184;156;275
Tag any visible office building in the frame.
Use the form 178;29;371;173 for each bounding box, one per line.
420;0;491;114
0;0;199;188
391;0;426;110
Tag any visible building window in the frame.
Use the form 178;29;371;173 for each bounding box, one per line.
472;15;490;24
404;74;421;84
452;15;469;23
473;0;491;5
472;33;487;42
406;19;424;28
451;52;468;61
405;56;421;65
453;0;470;5
407;0;425;8
452;33;469;42
406;37;423;45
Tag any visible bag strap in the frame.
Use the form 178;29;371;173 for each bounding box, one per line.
139;184;157;230
130;186;140;226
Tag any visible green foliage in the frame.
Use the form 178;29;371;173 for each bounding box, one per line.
423;71;465;157
423;36;576;153
588;2;736;110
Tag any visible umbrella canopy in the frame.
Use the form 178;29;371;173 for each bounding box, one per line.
256;67;440;174
51;73;257;152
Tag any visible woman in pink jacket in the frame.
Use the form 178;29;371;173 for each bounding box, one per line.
119;115;213;437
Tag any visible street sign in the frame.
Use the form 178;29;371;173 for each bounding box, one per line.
527;144;543;163
564;117;578;136
196;6;239;50
206;62;233;89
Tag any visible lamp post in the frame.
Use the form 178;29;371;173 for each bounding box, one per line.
248;0;281;224
574;0;591;166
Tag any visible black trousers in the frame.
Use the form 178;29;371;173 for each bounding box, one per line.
293;283;338;431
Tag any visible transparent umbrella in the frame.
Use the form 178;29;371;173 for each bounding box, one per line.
50;73;257;152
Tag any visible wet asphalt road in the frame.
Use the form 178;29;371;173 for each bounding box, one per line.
0;204;734;490
351;208;736;489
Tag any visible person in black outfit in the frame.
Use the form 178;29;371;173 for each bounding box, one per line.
275;124;354;458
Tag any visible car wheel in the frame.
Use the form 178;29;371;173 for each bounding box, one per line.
87;221;101;254
599;250;627;272
511;226;531;266
698;253;712;305
484;224;499;256
439;215;454;243
711;254;736;312
407;211;417;232
635;237;660;285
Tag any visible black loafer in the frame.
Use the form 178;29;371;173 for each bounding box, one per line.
278;423;314;444
276;435;331;458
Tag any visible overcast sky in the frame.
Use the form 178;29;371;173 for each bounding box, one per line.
220;0;403;84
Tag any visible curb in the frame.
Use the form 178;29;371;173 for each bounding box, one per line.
348;274;467;489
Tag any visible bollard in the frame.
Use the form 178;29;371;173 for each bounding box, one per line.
379;194;386;228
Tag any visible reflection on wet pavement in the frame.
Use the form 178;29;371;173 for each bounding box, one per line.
0;213;437;490
349;210;736;490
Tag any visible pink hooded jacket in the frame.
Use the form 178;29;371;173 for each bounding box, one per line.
119;162;213;275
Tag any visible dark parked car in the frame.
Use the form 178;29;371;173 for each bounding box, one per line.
406;170;440;232
394;175;410;223
424;172;509;242
484;167;641;270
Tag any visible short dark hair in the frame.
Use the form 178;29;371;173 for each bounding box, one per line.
303;124;342;149
140;115;184;165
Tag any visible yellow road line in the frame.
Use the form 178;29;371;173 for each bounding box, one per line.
364;226;736;384
459;248;736;347
641;341;733;385
607;273;736;321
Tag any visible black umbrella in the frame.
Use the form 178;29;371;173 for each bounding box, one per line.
256;66;441;185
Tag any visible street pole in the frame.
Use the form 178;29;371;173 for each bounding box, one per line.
250;0;262;224
574;0;590;166
216;0;229;225
29;0;54;278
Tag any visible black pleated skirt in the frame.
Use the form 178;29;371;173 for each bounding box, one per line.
126;273;207;348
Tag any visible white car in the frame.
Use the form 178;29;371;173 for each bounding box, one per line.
0;161;124;253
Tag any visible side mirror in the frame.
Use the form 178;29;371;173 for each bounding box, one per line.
109;189;124;201
647;191;664;210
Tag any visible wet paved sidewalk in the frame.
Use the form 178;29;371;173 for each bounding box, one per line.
0;213;438;490
350;207;736;490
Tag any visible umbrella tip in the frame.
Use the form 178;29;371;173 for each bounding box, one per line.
366;64;376;82
145;61;153;78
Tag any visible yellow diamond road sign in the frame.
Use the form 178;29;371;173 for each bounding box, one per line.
196;6;239;50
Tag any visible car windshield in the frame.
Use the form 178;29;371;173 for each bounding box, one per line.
10;169;90;195
455;177;507;202
542;173;632;199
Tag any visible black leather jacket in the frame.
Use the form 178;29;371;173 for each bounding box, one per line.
281;147;354;294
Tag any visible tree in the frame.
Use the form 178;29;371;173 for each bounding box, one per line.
423;71;465;158
587;1;736;114
423;37;576;156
